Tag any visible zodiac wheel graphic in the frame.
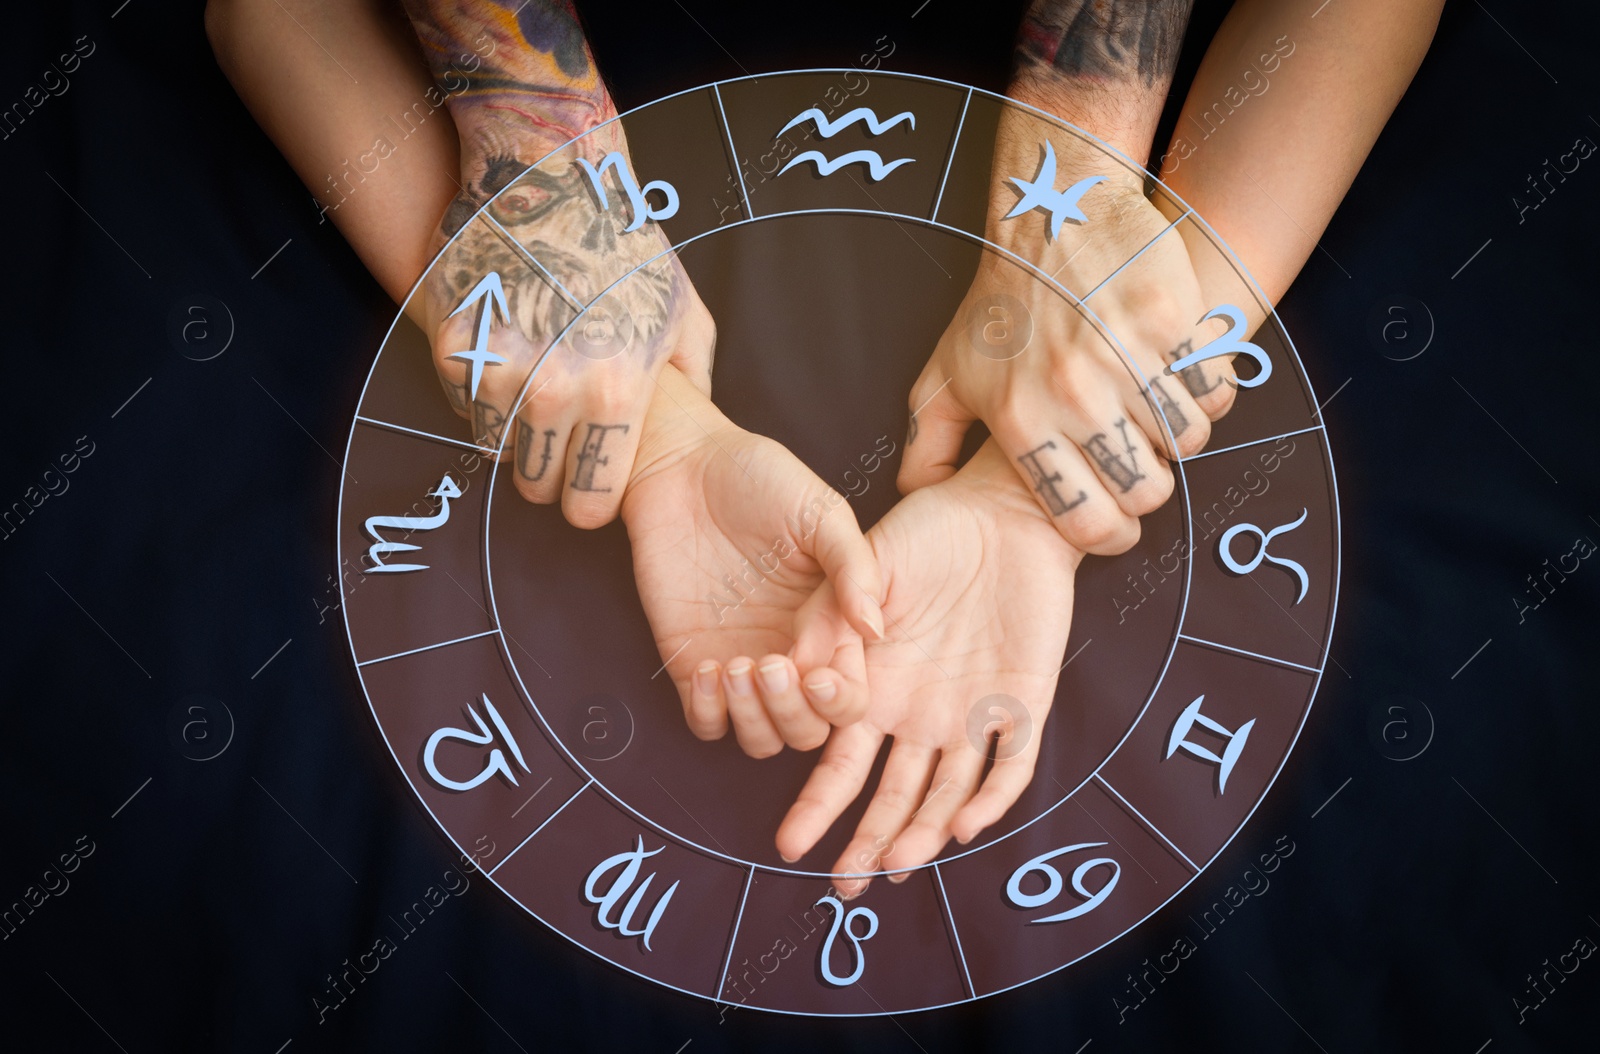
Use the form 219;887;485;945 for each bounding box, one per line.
337;70;1340;1016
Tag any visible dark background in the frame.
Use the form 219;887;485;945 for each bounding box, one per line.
2;0;1597;1050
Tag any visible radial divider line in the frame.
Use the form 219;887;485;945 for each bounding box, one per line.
356;628;501;668
490;778;593;876
1081;210;1191;302
1179;424;1323;463
1177;634;1322;676
929;87;974;222
485;214;585;310
713;84;753;220
355;416;496;455
716;868;756;1003
1093;774;1199;873
933;864;976;998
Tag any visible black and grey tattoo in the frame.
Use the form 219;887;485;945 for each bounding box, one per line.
1016;0;1195;87
1017;440;1089;516
472;399;506;448
516;424;558;482
1083;418;1145;492
1145;376;1189;438
571;423;629;492
1166;338;1223;397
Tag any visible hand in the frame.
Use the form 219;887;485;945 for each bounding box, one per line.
900;109;1238;554
622;366;885;757
776;440;1083;894
419;130;716;528
398;0;716;528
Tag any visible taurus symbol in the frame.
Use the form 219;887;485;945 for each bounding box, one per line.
1219;508;1309;602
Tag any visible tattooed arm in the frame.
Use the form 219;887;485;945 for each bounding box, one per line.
901;0;1232;555
400;0;715;528
1012;0;1194;164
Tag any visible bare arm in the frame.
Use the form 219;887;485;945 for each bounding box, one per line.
205;0;460;300
1159;0;1445;308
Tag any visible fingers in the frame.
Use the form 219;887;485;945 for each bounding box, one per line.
754;654;831;752
776;722;885;865
559;413;642;529
879;745;987;877
990;418;1140;556
803;497;885;644
791;583;869;726
897;366;975;494
950;725;1045;844
723;658;784;759
683;659;728;741
829;742;937;899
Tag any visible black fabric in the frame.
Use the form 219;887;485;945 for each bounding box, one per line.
2;1;1596;1050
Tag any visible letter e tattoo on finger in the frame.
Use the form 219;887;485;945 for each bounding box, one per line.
1017;441;1088;516
572;423;629;491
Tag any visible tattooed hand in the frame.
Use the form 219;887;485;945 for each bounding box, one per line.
623;366;886;758
774;440;1082;892
901;0;1237;554
405;0;715;527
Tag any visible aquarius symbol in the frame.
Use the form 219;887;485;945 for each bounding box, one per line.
1005;842;1120;924
576;151;679;233
1169;304;1273;388
1166;695;1255;794
584;836;680;951
1219;508;1309;602
777;106;915;138
816;894;878;987
446;272;509;402
422;694;531;792
362;474;462;573
778;149;915;182
1004;140;1107;240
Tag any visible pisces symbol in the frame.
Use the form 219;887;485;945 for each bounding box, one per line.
1004;140;1106;240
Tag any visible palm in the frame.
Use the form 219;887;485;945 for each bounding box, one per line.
780;442;1081;891
625;426;835;695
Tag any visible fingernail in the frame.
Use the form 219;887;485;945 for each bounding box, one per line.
803;678;837;704
864;604;886;641
956;832;973;846
779;852;799;864
695;661;719;696
887;870;909;884
758;660;789;695
726;661;754;695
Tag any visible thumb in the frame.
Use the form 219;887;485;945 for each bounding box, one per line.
802;493;884;644
898;366;975;493
791;582;868;726
668;302;716;397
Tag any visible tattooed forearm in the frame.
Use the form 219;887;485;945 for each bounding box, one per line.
1082;418;1144;492
571;423;629;491
401;0;618;227
1017;440;1088;516
1016;0;1194;88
